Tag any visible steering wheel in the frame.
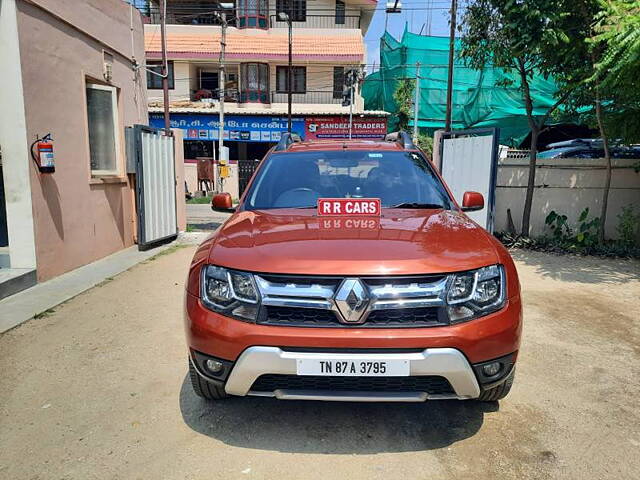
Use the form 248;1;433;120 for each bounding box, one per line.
273;187;320;208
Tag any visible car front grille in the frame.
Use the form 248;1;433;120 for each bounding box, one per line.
255;273;450;328
260;306;341;326
250;374;454;395
258;306;444;328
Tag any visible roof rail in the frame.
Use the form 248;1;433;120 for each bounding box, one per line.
384;131;416;150
274;132;302;151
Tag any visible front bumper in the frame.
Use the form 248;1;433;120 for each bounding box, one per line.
190;347;516;401
227;346;480;400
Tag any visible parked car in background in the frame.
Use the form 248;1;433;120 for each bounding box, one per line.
539;138;640;159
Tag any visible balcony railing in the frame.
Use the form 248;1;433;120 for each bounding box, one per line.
271;90;343;104
269;15;361;29
144;3;235;26
142;6;360;29
191;88;239;102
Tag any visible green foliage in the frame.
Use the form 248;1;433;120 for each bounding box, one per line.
393;78;415;132
544;208;600;248
186;196;212;204
544;211;571;240
616;205;640;247
460;0;568;80
496;231;640;258
554;0;640;144
416;133;433;156
591;0;640;97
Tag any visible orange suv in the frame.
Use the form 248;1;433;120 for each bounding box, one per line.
185;132;522;403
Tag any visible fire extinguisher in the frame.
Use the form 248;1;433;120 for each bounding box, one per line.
30;133;55;173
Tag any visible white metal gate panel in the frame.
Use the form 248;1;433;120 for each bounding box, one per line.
135;126;177;248
441;129;498;231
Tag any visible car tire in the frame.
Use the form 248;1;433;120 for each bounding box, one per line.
477;368;515;402
188;358;227;400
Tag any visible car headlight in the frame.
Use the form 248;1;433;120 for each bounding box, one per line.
201;265;260;321
446;265;506;323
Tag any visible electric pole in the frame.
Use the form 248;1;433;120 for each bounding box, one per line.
160;0;170;133
287;10;293;133
348;78;354;139
413;62;420;142
218;12;227;164
444;0;457;131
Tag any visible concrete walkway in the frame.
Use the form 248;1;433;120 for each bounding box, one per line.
0;233;208;333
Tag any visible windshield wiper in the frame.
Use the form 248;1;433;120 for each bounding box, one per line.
389;202;445;209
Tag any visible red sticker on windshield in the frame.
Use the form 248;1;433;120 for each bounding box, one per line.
317;198;381;216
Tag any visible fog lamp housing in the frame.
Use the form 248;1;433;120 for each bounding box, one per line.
205;359;224;374
482;361;501;377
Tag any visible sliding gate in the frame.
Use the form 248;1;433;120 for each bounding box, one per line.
439;128;500;232
131;125;178;250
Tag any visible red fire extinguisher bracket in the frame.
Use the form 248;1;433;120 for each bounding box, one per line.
30;133;55;173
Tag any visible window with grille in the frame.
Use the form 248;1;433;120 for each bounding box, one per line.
237;0;268;28
335;0;345;24
276;66;306;93
333;66;345;99
240;63;270;103
276;0;307;22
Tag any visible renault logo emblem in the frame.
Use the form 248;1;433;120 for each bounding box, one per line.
334;278;370;323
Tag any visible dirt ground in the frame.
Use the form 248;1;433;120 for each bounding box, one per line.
1;246;638;480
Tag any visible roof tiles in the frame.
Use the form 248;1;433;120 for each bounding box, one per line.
145;28;364;61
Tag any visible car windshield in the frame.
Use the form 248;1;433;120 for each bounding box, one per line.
243;150;453;210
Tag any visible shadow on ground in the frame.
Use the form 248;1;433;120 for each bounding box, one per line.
187;222;224;231
179;375;497;454
511;249;640;284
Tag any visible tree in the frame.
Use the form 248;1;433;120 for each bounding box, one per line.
460;0;572;236
555;0;640;242
393;78;415;132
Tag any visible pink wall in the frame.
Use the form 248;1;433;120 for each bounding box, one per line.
16;0;148;281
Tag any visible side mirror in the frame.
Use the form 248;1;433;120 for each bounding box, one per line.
211;192;234;212
461;191;484;212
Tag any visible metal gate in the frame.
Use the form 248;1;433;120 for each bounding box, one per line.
132;125;177;250
238;158;260;196
439;128;499;232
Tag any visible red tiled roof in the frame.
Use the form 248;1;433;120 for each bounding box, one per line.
145;29;364;61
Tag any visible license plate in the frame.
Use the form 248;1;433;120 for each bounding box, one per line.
296;358;409;376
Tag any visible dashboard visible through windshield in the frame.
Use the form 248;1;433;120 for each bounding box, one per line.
244;150;453;210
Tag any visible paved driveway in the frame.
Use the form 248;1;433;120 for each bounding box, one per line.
0;247;638;479
186;204;231;231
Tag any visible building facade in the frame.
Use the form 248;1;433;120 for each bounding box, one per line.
141;0;388;196
0;0;149;297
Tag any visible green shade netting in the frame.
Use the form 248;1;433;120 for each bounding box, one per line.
362;29;560;146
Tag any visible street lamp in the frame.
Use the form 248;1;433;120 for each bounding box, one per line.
278;11;293;133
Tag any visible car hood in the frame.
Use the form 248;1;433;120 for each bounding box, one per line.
207;209;500;276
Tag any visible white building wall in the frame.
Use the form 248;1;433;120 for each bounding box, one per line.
494;157;640;239
0;0;37;270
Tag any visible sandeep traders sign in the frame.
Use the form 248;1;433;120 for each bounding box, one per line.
305;116;387;140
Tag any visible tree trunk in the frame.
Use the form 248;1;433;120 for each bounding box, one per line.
595;98;612;243
517;59;539;237
521;126;539;236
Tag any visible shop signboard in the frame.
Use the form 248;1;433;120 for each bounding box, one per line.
305;116;388;140
149;114;305;142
